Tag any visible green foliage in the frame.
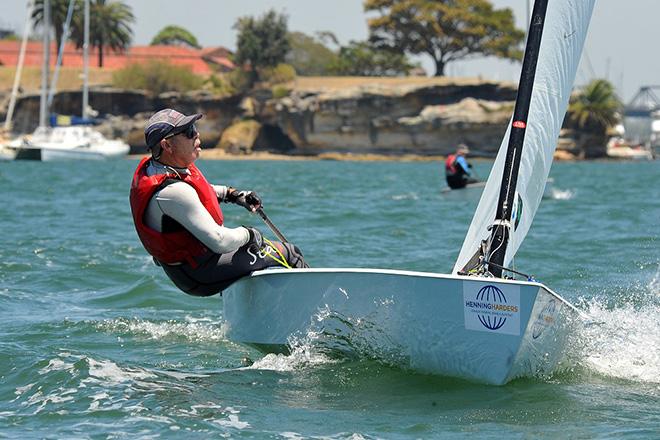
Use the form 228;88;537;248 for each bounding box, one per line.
285;31;339;76
568;79;621;133
201;71;254;96
234;9;289;84
225;69;253;94
150;25;200;48
69;0;135;67
364;0;525;76
329;41;416;76
259;63;296;84
271;85;290;99
111;60;203;95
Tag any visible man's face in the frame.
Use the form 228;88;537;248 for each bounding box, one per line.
164;125;201;167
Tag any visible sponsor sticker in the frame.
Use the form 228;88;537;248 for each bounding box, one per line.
463;283;521;335
532;299;557;339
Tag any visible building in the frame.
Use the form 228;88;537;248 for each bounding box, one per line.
0;40;234;75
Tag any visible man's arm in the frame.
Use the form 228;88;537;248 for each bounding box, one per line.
154;182;249;254
455;156;471;175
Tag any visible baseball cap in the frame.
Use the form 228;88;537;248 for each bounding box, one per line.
144;108;203;155
457;143;470;154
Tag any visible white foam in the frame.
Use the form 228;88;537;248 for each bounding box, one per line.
247;340;335;372
575;293;660;383
87;358;156;384
38;358;75;375
548;187;574;200
211;413;250;430
96;317;226;343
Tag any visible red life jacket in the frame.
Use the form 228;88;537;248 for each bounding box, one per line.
129;157;224;266
445;154;458;175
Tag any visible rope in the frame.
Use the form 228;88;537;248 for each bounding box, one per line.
263;238;292;269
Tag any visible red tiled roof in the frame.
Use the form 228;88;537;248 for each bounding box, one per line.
0;41;234;75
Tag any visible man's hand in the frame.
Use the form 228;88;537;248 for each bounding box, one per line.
226;188;262;212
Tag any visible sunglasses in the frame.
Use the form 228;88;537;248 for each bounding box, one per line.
165;124;198;140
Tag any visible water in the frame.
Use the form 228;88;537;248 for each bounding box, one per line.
0;158;658;439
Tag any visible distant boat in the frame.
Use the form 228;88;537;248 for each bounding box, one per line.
606;137;654;160
9;126;129;161
222;0;596;385
7;0;129;162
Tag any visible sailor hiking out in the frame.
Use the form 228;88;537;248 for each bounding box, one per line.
445;144;480;189
130;108;307;297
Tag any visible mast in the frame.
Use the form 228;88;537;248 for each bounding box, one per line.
4;1;34;131
82;0;90;119
486;0;549;277
47;0;76;109
39;0;51;128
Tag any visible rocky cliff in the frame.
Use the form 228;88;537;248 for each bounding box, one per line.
2;77;593;158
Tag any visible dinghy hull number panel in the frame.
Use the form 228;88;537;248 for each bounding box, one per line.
463;282;521;335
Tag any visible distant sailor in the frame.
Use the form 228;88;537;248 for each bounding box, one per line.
445;144;479;189
129;108;307;297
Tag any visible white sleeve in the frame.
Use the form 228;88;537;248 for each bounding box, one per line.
155;182;249;254
212;184;230;202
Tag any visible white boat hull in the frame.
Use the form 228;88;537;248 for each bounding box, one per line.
223;268;581;385
9;126;130;161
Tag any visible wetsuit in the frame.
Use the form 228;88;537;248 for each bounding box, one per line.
445;154;478;189
130;158;305;296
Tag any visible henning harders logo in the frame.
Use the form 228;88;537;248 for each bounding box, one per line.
475;285;509;330
463;282;520;335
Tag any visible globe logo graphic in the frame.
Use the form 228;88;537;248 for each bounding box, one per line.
476;285;508;330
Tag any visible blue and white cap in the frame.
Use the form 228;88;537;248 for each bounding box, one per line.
144;108;203;153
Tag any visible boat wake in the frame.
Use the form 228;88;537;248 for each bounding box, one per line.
567;269;660;384
247;304;409;373
546;187;575;200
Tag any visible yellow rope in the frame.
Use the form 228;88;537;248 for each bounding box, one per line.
263;238;292;269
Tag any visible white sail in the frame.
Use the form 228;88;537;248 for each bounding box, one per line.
453;0;595;273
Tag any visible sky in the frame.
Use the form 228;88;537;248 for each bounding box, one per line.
2;0;658;103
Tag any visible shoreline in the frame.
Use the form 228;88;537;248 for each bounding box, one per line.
128;149;588;162
129;150;450;162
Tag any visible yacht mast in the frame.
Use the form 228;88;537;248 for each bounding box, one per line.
4;1;34;131
82;0;90;119
39;0;51;128
487;0;549;277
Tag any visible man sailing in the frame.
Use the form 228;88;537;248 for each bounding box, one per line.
129;108;306;297
445;144;479;190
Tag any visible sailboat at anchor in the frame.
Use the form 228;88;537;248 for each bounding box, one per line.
8;0;129;161
222;0;595;385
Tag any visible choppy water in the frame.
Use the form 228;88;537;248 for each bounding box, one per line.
0;158;658;439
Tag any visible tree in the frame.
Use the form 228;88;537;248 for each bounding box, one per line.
234;9;289;84
329;41;416;76
150;25;200;49
285;31;338;76
567;79;621;158
364;0;525;76
69;0;134;67
32;0;79;65
568;79;621;134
